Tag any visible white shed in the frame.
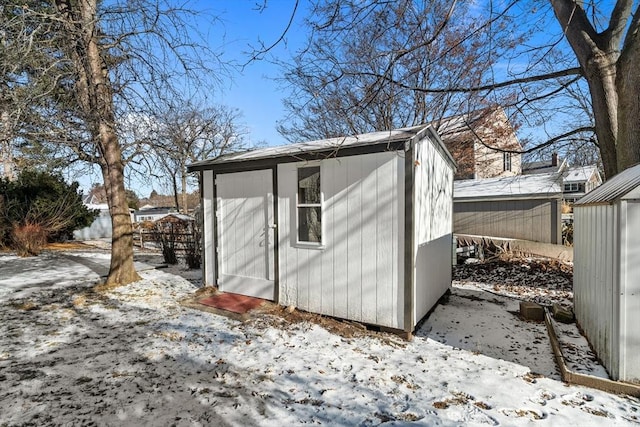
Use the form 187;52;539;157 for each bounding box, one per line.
574;164;640;383
188;125;456;335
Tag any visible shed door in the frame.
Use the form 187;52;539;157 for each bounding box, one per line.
216;169;275;300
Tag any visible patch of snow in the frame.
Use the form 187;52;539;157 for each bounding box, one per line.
0;251;638;426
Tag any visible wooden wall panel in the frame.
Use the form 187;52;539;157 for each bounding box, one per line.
277;152;402;329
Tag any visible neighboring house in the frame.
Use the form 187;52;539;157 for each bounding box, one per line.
562;165;602;205
523;154;602;206
573;164;640;383
133;206;174;222
453;172;563;244
435;107;522;180
188;125;456;336
522;153;568;175
73;202;111;240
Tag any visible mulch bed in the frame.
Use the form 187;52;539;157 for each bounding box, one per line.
198;292;266;314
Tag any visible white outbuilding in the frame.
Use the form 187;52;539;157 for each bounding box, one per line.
188;125;456;336
573;163;640;383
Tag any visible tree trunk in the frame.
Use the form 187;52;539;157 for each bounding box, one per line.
582;53;620;179
172;173;180;212
181;169;188;214
616;26;640;172
100;136;140;286
55;0;140;286
550;0;640;179
1;111;15;181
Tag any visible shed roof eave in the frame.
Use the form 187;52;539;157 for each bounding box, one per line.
187;124;446;173
454;194;563;203
573;201;614;207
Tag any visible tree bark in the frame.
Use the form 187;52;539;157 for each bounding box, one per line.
181;169;188;214
172;173;180;212
55;0;140;286
616;7;640;172
551;0;640;178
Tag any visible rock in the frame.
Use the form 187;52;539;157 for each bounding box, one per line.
552;303;574;323
520;301;545;321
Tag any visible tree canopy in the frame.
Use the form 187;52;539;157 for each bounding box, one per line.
280;0;640;179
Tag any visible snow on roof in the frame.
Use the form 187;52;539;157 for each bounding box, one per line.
522;158;567;175
86;203;109;211
188;125;430;169
160;213;194;222
454;172;563;200
575;163;640;205
563;165;600;184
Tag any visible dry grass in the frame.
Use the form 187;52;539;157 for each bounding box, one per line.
45;241;94;251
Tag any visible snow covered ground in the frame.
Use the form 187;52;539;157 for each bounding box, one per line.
0;247;639;426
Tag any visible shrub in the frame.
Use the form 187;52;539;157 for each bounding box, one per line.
184;223;201;269
11;222;48;256
0;170;99;251
152;222;178;265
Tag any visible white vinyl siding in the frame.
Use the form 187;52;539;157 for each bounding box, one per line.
278;151;405;329
414;136;454;324
202;170;215;286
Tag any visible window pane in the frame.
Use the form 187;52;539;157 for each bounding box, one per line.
298;167;321;204
298;207;322;243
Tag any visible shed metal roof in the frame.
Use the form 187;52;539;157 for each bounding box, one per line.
575;163;640;205
188;125;437;171
454;172;563;201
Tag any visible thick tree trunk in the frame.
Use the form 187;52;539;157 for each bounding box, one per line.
582;53;620;179
55;0;140;286
616;28;640;172
551;0;639;179
100;140;140;286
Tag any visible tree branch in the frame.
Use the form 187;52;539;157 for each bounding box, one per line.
347;67;582;94
243;0;299;67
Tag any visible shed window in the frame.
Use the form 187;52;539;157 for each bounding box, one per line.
297;167;322;243
503;152;512;172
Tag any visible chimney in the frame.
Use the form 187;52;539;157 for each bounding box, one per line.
551;152;558;167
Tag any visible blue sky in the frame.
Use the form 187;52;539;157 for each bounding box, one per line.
201;0;307;146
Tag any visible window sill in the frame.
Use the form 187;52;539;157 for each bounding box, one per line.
294;242;326;250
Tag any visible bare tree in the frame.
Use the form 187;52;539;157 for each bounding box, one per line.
282;1;639;179
149;103;251;213
278;0;522;142
549;0;639;177
2;0;227;286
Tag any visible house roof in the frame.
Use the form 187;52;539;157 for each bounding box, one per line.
433;107;522;149
522;158;567;175
188;125;455;172
563;165;601;184
133;207;173;215
454;172;563;201
575;164;640;206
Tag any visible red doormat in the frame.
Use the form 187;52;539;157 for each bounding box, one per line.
198;292;265;314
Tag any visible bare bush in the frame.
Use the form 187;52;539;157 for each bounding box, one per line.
12;222;48;257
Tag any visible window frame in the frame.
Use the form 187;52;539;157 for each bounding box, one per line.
564;182;580;192
503;152;512;172
295;164;324;248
